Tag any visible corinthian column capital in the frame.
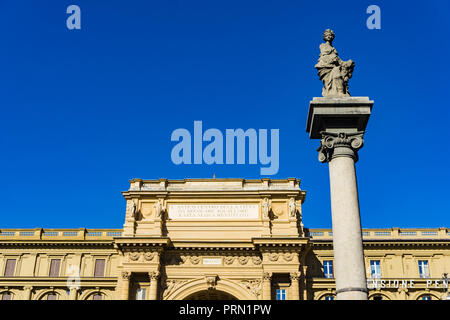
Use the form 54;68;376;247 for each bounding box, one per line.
290;272;301;281
262;272;272;282
150;271;160;280
317;131;364;163
121;271;131;280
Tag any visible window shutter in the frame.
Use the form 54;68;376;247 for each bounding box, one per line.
49;259;61;277
94;259;105;277
4;259;16;277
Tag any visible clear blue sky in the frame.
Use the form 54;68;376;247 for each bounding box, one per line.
1;1;449;229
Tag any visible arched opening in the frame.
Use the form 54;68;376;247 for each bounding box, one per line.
1;291;13;300
369;293;390;300
416;294;439;301
40;292;59;300
86;292;105;300
184;290;238;300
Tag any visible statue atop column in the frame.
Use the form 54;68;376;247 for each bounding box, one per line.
315;29;355;97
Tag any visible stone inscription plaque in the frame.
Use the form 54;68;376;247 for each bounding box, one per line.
202;258;222;265
168;204;259;220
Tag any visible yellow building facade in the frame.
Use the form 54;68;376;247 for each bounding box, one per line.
0;179;449;300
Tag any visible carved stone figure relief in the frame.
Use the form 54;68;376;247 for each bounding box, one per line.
283;252;295;262
143;252;156;261
126;200;137;220
238;256;249;265
241;279;262;298
261;198;272;219
288;198;297;218
205;275;218;290
268;252;279;262
154;199;166;218
252;256;262;265
163;279;187;298
190;256;200;265
224;256;235;265
129;252;140;261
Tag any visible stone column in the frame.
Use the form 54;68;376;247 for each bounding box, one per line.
306;97;373;300
262;272;272;300
301;265;309;300
290;272;300;300
69;287;78;300
23;286;33;300
149;271;160;300
318;132;368;300
121;271;131;300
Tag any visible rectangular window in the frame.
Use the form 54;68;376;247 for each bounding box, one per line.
370;260;381;278
94;259;105;277
418;260;430;278
276;289;286;300
49;259;61;277
4;259;16;277
323;260;333;278
136;288;146;300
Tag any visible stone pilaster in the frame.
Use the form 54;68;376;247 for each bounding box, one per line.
121;271;131;300
262;272;272;300
123;199;137;237
23;286;33;300
300;265;309;300
149;271;160;300
290;272;300;300
69;287;78;300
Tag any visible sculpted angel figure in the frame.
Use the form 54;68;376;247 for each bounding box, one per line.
154;199;166;218
315;29;355;97
262;198;272;219
288;198;297;218
126;200;137;219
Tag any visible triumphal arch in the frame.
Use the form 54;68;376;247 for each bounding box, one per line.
116;178;308;300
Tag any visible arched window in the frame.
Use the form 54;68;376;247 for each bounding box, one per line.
420;295;432;300
41;292;58;300
324;295;335;300
92;293;103;300
372;295;383;300
86;292;105;300
1;292;13;300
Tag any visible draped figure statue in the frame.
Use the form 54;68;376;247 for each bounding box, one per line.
315;29;355;97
